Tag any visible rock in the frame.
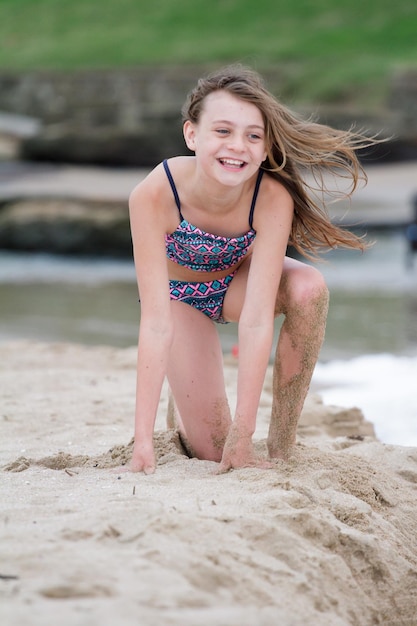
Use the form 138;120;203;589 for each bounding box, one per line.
20;117;188;167
0;198;132;256
0;111;42;160
1;66;417;166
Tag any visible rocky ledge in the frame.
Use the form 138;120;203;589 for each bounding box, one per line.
0;197;131;256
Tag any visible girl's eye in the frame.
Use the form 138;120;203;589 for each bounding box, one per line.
216;129;230;135
249;133;262;141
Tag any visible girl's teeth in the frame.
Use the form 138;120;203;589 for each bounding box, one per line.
221;159;243;166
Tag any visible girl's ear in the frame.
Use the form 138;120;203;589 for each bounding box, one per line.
183;120;196;152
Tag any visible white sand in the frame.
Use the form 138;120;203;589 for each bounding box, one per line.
1;341;417;626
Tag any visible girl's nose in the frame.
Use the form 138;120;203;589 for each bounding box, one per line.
227;134;245;151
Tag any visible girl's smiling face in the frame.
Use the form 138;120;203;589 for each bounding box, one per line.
183;90;267;184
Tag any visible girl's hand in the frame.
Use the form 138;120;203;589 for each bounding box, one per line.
217;422;274;473
129;440;156;474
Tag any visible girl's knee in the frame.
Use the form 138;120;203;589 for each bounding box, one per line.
277;265;329;315
300;266;328;301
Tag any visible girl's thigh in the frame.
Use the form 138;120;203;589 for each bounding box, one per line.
166;300;232;462
221;256;251;322
222;255;323;322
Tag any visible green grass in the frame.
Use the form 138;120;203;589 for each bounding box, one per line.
0;0;416;106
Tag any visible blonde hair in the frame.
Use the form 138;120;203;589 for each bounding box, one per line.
182;64;380;259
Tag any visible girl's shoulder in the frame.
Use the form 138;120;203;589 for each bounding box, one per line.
249;170;294;233
152;155;194;180
129;157;194;231
259;170;293;207
130;157;193;199
158;155;195;184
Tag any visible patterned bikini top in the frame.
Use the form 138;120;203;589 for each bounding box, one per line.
164;160;263;272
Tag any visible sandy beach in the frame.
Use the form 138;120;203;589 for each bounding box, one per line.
1;340;417;626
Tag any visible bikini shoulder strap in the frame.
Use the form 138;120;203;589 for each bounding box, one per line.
163;159;184;220
248;168;264;229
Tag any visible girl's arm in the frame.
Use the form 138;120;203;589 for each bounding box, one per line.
128;170;173;473
219;180;294;471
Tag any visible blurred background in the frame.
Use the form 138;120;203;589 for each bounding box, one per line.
0;0;416;445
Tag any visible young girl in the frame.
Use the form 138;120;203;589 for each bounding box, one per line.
128;64;373;474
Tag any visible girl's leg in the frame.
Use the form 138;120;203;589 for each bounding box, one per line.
223;255;328;461
267;258;329;459
166;300;232;462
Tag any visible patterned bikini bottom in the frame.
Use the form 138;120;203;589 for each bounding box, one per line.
169;273;235;324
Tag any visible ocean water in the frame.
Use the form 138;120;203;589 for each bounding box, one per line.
314;354;417;447
1;229;416;446
311;231;417;446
